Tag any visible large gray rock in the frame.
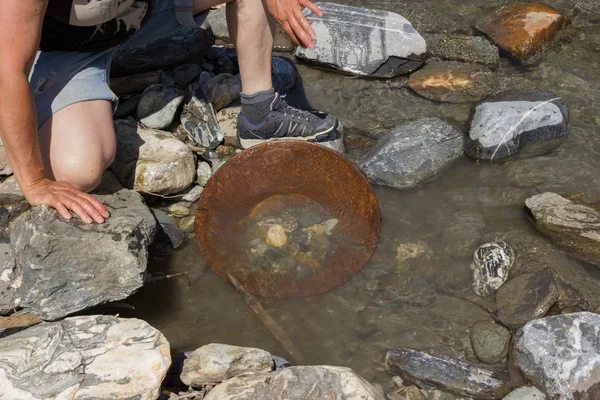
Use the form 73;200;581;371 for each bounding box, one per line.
111;120;196;195
111;26;213;76
465;90;569;160
495;269;558;330
0;315;170;399
502;387;546;400
471;241;515;297
360;118;463;189
181;343;273;386
181;83;224;149
205;365;384;400
203;73;241;112
295;3;426;77
513;312;600;399
525;193;600;265
6;172;156;320
137;84;184;130
385;349;512;399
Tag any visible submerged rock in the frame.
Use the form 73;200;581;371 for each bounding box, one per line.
137;84;184;130
0;316;170;399
360;118;463;189
205;365;384;400
181;83;224;148
525;193;600;265
513;312;600;399
385;349;512;399
471;241;515;297
495;269;558;330
464;90;569;160
112;120;196;194
112;26;213;76
295;2;426;77
477;3;569;65
470;321;511;364
425;34;499;66
502;387;547;400
203;73;241;112
181;343;273;386
6;172;156;320
408;62;494;103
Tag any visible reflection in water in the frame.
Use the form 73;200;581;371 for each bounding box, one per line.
112;0;600;389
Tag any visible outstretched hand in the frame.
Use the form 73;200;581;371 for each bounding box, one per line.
266;0;322;49
23;178;109;224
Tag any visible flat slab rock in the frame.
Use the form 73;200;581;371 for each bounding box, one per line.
465;90;569;160
204;365;384;400
0;315;170;400
181;343;274;386
525;192;600;265
385;349;512;399
408;62;494;103
477;3;569;65
360;118;463;189
111;120;196;195
295;2;426;77
513;312;600;399
425;34;499;66
3;171;156;320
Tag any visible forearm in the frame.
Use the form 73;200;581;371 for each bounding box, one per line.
0;72;46;193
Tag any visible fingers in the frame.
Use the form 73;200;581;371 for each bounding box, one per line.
75;195;106;224
294;7;316;41
299;0;322;17
53;200;72;220
288;11;314;48
78;192;110;219
65;197;94;224
283;21;300;46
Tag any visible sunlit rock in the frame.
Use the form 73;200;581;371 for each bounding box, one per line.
181;82;224;149
470;241;515;297
203;73;241;112
513;312;600;399
477;3;569;65
137;84;184;130
502;387;547;400
295;3;426;77
465;90;569;160
0;316;170;400
408;62;494;103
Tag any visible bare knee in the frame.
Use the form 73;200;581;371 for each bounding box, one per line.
52;149;115;193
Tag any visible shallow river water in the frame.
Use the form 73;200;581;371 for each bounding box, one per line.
110;0;600;389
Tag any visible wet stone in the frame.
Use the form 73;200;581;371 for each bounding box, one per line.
470;241;515;297
513;312;600;399
502;387;547;400
181;83;224;149
470;321;511;364
360;118;463;190
477;3;569;65
525;193;600;265
295;2;427;77
408;62;494;103
181;343;274;386
203;73;241;112
495;269;558;330
0;316;170;400
465;89;569;160
425;34;500;66
172;63;202;88
137;84;184;130
385;349;512;399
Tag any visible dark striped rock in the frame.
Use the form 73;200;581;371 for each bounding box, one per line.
513;312;600;399
465;90;569;160
295;3;426;77
471;241;515;297
181;83;224;149
385;349;512;399
360;118;463;189
525;193;600;265
0;315;170;399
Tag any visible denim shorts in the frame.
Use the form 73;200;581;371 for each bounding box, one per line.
30;0;208;128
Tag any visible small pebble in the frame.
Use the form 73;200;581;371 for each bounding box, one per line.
178;215;196;233
266;224;287;247
392;376;404;388
169;202;191;217
197;162;212;186
182;185;203;202
321;219;339;235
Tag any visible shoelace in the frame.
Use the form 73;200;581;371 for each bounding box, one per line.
273;94;312;122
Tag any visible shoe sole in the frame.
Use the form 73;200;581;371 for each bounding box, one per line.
238;124;337;150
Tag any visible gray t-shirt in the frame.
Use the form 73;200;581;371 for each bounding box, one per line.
41;0;153;51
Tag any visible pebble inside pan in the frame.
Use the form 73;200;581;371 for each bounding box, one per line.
195;141;381;297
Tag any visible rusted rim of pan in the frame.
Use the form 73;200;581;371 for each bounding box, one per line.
195;141;380;297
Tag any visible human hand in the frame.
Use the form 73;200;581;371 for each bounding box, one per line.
266;0;323;49
23;178;109;224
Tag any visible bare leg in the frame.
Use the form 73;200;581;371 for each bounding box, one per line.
38;100;116;192
194;0;275;95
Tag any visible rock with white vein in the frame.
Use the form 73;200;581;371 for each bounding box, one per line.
513;312;600;399
465;89;568;160
0;315;171;400
470;241;515;297
295;3;427;77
